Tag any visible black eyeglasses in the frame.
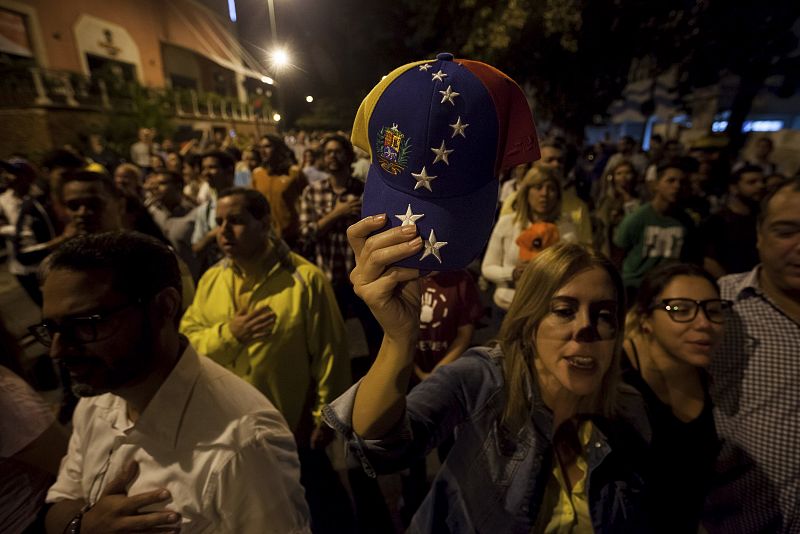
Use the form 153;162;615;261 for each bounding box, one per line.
650;298;732;324
28;299;143;347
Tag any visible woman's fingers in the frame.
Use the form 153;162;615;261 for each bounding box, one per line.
347;214;388;259
351;234;422;287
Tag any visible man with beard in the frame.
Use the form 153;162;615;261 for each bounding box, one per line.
252;134;306;249
298;134;382;361
36;232;310;534
701;165;765;278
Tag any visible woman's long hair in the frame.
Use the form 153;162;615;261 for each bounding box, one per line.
260;133;296;176
498;243;626;433
513;165;562;226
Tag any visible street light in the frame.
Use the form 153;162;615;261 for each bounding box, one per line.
270;48;290;71
306;95;314;103
273;113;281;122
260;75;274;85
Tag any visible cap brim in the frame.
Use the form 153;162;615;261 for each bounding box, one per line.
362;164;498;270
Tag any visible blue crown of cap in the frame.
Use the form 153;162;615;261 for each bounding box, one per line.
367;56;499;199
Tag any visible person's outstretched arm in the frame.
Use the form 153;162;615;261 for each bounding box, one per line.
346;214;423;439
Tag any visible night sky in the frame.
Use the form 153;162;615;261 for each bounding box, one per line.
236;0;423;128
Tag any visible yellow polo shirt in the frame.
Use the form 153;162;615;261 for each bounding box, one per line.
180;249;351;434
533;421;594;534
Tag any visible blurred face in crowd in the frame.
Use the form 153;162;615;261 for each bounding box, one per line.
617;137;634;155
150;155;166;172
758;185;800;295
42;268;153;397
201;156;233;191
612;163;635;195
215;194;268;262
323;140;352;175
114;167;140;197
302;149;315;168
527;178;559;218
182;162;197;185
534;267;618;399
653;167;685;206
62;180;122;234
242;149;260;171
755;139;773;160
664;141;682;160
166;152;182;173
538;146;564;176
258;137;274;163
152;173;182;209
644;275;725;368
732;171;765;204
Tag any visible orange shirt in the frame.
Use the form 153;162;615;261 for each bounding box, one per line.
251;165;306;243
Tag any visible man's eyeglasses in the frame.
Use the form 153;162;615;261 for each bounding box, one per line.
650;298;732;324
28;299;143;347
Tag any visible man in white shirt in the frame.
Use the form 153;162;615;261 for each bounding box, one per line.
35;231;309;534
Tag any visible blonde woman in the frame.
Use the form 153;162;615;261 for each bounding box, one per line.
594;160;641;260
482;166;579;310
324;220;652;533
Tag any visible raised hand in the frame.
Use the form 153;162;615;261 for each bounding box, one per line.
347;214;422;343
81;461;180;533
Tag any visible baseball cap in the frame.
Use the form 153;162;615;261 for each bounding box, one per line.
352;52;540;270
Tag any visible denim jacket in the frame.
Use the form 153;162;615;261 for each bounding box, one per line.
323;347;653;534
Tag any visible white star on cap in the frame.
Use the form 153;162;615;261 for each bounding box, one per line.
411;166;437;192
431;140;454;165
439;85;460;105
431;69;447;82
420;229;448;263
450;116;469;138
395;204;424;226
418;63;433;71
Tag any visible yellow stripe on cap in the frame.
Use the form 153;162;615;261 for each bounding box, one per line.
351;59;435;162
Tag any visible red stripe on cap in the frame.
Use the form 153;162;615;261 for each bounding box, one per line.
458;60;540;175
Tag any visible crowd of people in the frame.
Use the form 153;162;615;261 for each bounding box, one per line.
0;113;798;534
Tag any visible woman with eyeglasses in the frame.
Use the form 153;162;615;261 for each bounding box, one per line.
623;262;730;533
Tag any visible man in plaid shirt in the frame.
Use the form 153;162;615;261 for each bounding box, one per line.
297;133;392;532
298;134;383;361
705;177;800;534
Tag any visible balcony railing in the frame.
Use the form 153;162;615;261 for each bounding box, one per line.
0;67;267;123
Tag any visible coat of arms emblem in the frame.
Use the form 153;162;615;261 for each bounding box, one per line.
375;124;411;175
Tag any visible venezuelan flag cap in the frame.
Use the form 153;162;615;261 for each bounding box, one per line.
352;52;540;270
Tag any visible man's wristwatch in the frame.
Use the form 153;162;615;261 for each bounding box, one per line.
63;511;83;534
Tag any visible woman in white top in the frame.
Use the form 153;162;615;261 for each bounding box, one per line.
482;166;579;310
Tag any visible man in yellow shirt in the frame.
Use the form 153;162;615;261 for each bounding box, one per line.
180;187;354;531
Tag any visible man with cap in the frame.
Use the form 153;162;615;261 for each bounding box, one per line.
36;232;310;533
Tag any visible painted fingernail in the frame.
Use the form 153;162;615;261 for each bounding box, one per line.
167;513;179;522
159;490;170;499
401;224;417;235
408;237;422;247
371;214;386;222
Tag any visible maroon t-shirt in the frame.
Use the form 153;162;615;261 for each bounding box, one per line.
416;270;484;372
